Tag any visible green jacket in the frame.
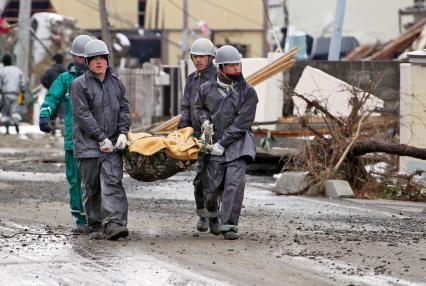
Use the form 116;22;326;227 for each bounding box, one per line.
40;63;83;151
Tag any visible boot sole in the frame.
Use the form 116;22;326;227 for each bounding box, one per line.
224;232;239;240
197;225;209;232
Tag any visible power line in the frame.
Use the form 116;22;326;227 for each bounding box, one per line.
167;0;199;23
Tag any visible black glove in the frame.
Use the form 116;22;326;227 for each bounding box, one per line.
39;117;51;133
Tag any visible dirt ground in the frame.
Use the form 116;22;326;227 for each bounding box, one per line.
0;132;425;286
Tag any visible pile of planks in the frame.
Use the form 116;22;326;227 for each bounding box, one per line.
150;48;298;133
343;18;426;61
245;48;297;85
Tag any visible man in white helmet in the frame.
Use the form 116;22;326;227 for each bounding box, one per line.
39;34;92;234
194;45;258;240
70;39;130;240
178;38;217;233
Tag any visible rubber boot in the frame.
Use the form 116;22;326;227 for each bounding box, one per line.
223;230;239;240
209;217;221;235
14;123;19;134
196;217;209;232
88;225;103;240
104;222;129;241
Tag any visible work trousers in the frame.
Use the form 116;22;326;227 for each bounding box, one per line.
78;153;128;230
202;156;247;231
1;93;21;125
193;154;205;216
65;150;86;225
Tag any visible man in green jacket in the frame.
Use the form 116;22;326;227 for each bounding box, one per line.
39;35;92;234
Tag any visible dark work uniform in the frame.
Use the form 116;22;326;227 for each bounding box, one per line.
70;68;130;231
193;76;258;233
178;63;216;217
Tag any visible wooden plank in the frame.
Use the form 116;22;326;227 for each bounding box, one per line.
254;115;398;138
277;115;397;125
342;44;381;61
369;18;426;60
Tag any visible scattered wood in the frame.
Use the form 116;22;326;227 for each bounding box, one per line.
368;18;426;60
253;115;397;138
246;48;298;85
342;43;381;61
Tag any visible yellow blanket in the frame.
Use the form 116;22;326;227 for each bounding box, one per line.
127;127;201;161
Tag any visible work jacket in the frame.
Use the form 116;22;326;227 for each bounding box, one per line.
40;63;67;89
178;63;216;137
70;68;130;158
39;63;83;151
194;76;258;163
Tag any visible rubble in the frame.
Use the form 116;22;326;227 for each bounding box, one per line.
325;180;355;198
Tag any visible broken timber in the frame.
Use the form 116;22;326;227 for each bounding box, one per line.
253;115;397;138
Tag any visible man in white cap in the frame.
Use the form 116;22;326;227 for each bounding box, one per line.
70;39;130;240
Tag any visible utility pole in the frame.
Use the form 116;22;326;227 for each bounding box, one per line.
181;0;189;59
17;0;31;81
282;0;289;49
99;0;114;67
328;0;347;61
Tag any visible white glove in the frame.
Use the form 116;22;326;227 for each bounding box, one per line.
99;138;114;153
209;142;224;156
115;134;128;150
201;120;214;137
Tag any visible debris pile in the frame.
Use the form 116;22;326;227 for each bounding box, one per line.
281;79;426;201
344;18;426;60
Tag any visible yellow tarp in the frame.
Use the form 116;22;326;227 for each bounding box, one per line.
128;127;201;161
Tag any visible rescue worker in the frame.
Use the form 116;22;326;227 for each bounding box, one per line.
194;45;258;240
177;38;217;233
41;53;67;134
0;54;25;135
70;39;130;240
39;35;92;234
41;53;66;89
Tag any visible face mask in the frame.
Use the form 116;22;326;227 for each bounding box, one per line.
226;72;243;81
74;61;88;73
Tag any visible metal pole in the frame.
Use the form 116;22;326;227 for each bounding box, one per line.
17;0;31;81
328;0;347;61
99;0;115;67
181;0;189;59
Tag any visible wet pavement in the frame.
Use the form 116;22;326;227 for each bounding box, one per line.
0;132;425;285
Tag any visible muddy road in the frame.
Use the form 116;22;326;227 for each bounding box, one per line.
0;132;425;286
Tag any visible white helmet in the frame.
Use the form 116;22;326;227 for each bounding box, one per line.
190;38;216;57
215;45;242;65
70;35;92;57
85;39;109;58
